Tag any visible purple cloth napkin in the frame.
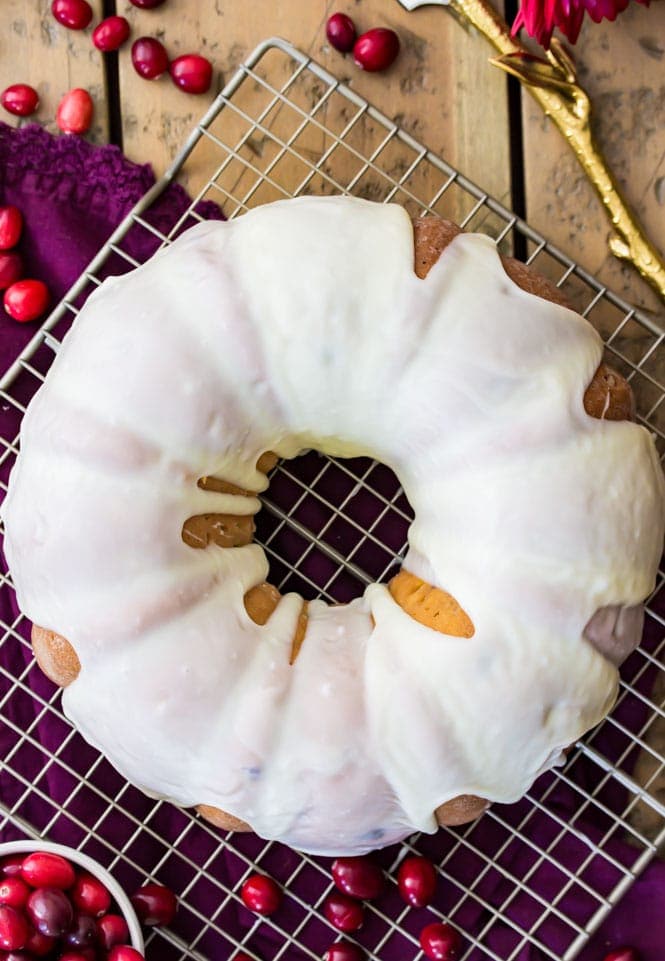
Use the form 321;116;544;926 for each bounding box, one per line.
0;122;662;961
0;122;221;360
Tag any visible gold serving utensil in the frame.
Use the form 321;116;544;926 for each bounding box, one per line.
397;0;665;303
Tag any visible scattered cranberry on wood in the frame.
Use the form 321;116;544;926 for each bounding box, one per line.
353;28;400;72
130;882;177;927
323;943;364;961
240;874;282;915
397;855;437;908
331;857;384;901
326;13;357;53
0;206;23;251
170;54;213;94
97;912;130;950
131;37;170;80
602;950;641;961
56;88;94;135
129;0;167;6
419;921;463;961
51;0;93;30
92;16;131;52
0;84;39;117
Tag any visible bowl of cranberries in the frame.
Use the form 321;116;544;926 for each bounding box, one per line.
0;840;145;960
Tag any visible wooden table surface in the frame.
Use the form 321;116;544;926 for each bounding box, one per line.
1;0;664;317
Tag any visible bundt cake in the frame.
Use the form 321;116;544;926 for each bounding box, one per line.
3;196;664;855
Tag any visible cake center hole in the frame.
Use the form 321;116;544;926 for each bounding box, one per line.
255;451;414;604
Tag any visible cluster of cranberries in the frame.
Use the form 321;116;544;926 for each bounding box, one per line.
239;854;461;961
51;0;213;95
237;855;641;961
325;12;400;73
0;0;213;135
0;205;49;324
0;850;176;961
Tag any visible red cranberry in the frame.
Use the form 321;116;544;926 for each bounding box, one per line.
0;252;22;291
129;0;166;6
240;874;282;915
323;892;364;933
21;852;76;891
0;904;29;950
63;911;98;950
70;872;111;918
0;879;30;909
324;944;364;961
0;857;25;879
419;922;462;961
0;84;39;117
108;946;145;961
97;913;129;950
331;857;384;901
56;88;94;135
130;883;177;926
1;953;35;961
23;926;56;956
169;54;213;94
397;855;437;908
131;37;169;80
603;951;641;961
92;16;131;52
59;952;96;961
0;206;23;250
25;887;73;937
353;28;400;72
51;0;93;30
326;13;357;53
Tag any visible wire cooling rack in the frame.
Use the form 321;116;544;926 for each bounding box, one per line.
1;36;664;961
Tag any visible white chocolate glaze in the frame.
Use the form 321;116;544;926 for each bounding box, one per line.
3;197;664;855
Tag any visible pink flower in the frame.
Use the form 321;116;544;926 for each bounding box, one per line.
512;0;650;47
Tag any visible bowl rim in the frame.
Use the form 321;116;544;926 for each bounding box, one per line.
0;838;145;952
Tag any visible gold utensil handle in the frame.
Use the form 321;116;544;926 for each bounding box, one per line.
447;0;665;302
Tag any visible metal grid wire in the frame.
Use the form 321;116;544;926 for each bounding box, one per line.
1;36;664;961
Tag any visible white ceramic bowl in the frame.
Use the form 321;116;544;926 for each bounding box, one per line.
0;839;145;954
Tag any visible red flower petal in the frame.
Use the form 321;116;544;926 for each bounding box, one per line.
512;0;649;47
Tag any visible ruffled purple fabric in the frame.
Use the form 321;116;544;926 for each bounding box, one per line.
0;122;221;361
0;123;662;960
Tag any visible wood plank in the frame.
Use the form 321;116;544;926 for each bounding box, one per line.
0;0;109;144
521;2;665;314
118;0;513;219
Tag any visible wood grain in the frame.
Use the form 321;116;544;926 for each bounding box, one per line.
0;0;108;143
1;1;661;315
520;1;665;315
117;0;512;212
